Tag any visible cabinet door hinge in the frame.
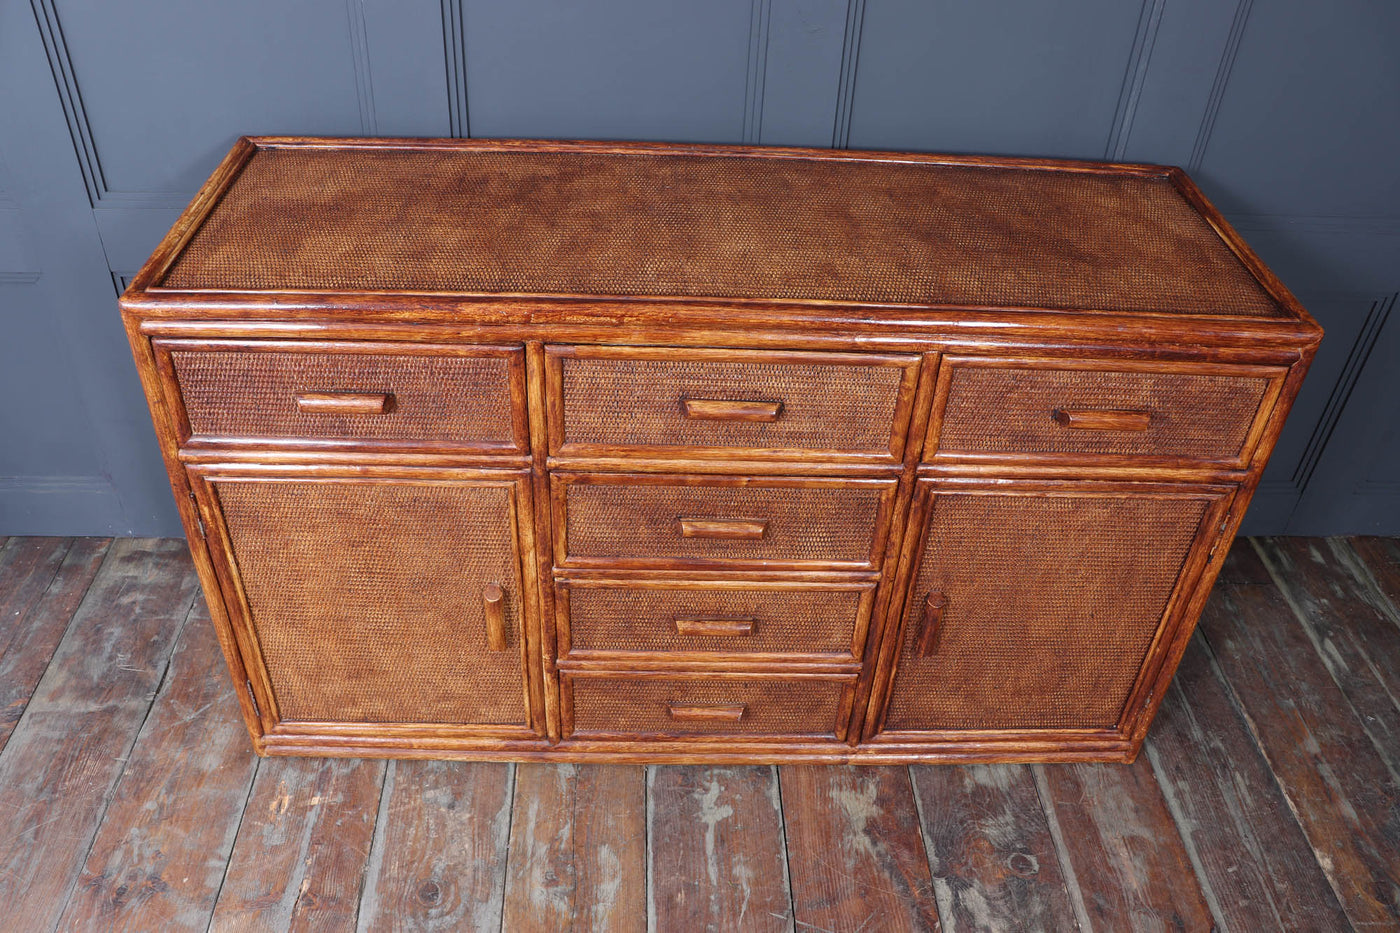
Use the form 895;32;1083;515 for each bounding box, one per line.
188;492;206;537
1207;511;1233;559
245;680;261;720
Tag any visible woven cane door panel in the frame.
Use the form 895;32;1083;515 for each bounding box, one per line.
883;488;1218;733
214;478;530;727
567;676;850;739
563;583;869;658
557;475;894;569
163;342;523;450
552;347;917;459
930;359;1276;465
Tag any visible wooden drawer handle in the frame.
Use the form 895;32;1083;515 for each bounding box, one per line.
295;391;392;415
677;518;768;540
1051;408;1151;431
914;591;946;658
668;704;747;722
675;618;756;637
483;583;507;651
681;398;783;422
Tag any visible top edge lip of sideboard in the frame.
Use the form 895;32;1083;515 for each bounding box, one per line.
120;135;1320;342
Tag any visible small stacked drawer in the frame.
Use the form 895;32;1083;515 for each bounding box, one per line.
559;580;877;660
546;345;920;743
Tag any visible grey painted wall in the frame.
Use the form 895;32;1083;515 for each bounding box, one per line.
1;0;1396;535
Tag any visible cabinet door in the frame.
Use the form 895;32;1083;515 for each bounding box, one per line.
873;481;1232;738
192;469;537;735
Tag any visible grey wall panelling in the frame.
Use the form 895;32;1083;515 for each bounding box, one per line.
847;0;1148;158
0;0;1396;535
1189;0;1400;533
1;1;148;533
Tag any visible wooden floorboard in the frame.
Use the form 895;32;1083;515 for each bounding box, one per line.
648;765;792;931
0;535;1396;931
0;539;199;931
0;538;72;665
1144;635;1351;933
1199;541;1400;930
0;537;108;753
780;765;940;932
1344;535;1400;617
210;756;385;932
502;763;647;932
356;760;514;931
1256;537;1400;777
54;600;258;931
1035;758;1215;931
912;763;1081;930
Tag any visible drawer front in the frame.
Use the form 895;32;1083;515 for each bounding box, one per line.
157;340;527;452
560;581;873;660
928;358;1282;466
554;474;896;570
548;346;920;461
567;675;851;738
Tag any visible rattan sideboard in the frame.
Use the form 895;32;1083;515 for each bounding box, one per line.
120;137;1320;763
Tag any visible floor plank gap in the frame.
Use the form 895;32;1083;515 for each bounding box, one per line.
1252;537;1400;783
47;586;200;930
772;766;798;933
1031;765;1094;933
355;758;397;933
1333;536;1400;628
202;754;263;933
1142;738;1228;930
1205;546;1399;929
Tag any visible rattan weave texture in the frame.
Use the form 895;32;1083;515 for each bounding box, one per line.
566;586;864;655
563;480;887;565
886;492;1208;731
936;364;1269;459
569;677;847;737
560;355;906;452
161;146;1281;316
216;479;528;725
171;347;515;445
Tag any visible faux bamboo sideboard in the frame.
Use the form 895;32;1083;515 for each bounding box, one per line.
120;137;1320;763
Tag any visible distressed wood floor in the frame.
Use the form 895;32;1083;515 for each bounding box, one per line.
0;536;1397;931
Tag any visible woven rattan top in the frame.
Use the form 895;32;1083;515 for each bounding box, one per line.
157;142;1283;317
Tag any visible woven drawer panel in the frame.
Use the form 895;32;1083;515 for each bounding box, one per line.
559;355;906;453
885;492;1208;732
215;479;528;725
160;147;1281;317
935;364;1269;461
569;677;847;737
169;347;516;445
563;480;887;566
565;586;863;655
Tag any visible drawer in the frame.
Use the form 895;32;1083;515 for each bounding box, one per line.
155;339;528;453
926;357;1284;467
558;579;875;662
546;346;921;462
553;473;897;570
565;674;854;739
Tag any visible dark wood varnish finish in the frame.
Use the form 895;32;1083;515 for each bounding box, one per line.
119;136;1321;763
